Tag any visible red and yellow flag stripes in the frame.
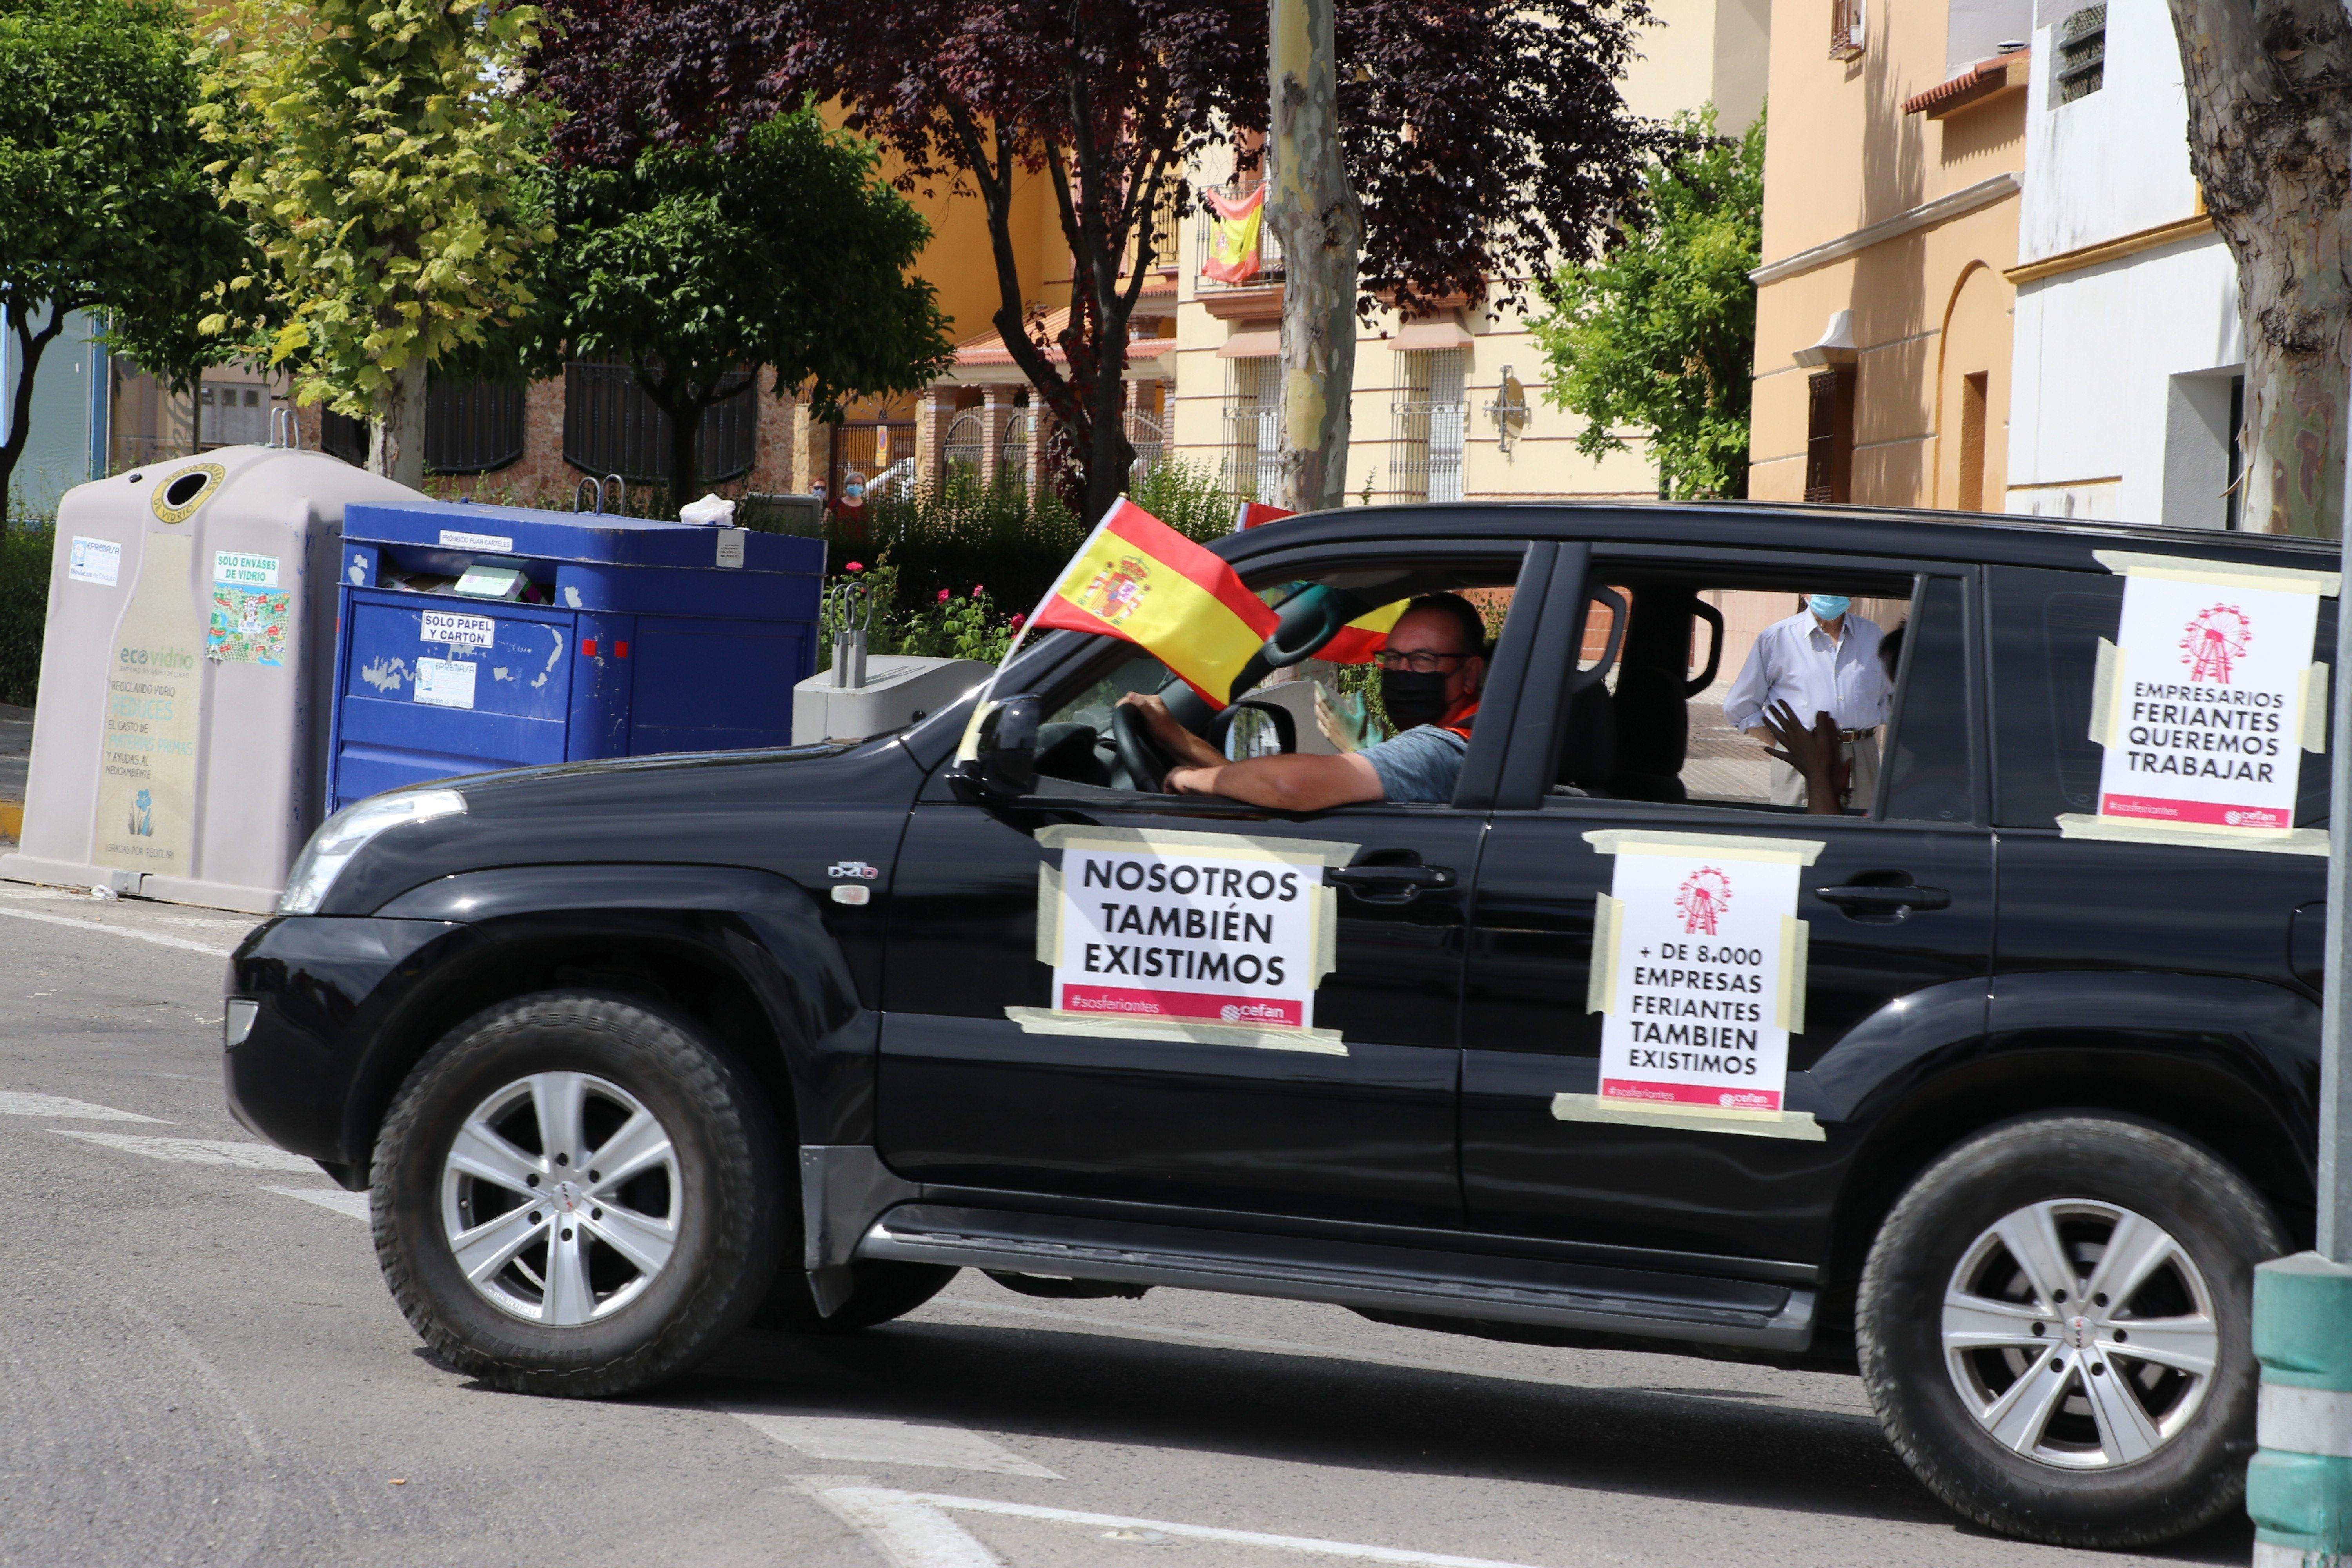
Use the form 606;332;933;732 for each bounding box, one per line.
1319;600;1408;665
1033;499;1278;705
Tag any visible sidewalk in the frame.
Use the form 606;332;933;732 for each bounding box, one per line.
1;703;29;844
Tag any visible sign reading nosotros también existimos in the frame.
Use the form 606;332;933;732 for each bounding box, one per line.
1583;830;1820;1123
1012;824;1354;1053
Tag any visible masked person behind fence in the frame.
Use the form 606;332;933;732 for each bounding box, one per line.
1722;592;1891;810
1116;593;1486;810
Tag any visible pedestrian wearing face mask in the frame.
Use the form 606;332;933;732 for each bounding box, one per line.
827;470;873;555
1114;593;1487;810
1722;592;1891;809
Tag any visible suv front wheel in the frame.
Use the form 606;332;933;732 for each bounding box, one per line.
372;991;788;1397
1857;1113;2285;1548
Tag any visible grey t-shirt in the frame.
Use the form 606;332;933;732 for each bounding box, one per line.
1357;724;1470;804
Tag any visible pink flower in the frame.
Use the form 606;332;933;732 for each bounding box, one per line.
972;584;985;597
936;588;951;603
1009;613;1026;630
845;561;864;573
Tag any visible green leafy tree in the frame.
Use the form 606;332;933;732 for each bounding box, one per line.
193;0;548;486
0;0;250;524
525;106;954;507
1532;109;1763;501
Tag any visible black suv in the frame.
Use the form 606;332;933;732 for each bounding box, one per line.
225;503;2330;1550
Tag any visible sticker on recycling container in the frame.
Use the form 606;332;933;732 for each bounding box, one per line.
420;610;495;649
69;537;121;586
412;656;478;710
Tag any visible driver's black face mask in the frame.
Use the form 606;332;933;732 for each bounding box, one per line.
1380;668;1454;731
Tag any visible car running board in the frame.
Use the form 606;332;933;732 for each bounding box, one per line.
857;1203;1815;1353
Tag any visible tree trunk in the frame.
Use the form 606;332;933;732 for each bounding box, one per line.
0;302;73;530
369;358;428;490
668;402;702;515
1265;0;1361;514
2165;0;2352;536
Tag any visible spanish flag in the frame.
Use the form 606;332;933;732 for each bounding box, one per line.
1203;184;1266;285
1032;499;1276;706
1319;601;1408;664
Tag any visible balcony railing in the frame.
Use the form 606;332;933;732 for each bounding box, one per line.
1195;179;1285;290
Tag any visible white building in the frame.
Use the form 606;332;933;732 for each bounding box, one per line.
2004;0;2245;527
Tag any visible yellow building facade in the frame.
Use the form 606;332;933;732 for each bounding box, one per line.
1747;0;2031;509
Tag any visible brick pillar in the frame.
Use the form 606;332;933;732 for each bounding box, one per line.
980;385;1013;485
788;401;823;494
914;385;956;495
747;370;795;494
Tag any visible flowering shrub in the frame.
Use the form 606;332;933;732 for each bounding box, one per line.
818;550;1017;668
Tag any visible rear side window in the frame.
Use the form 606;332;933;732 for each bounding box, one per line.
1880;575;1976;824
1988;565;2336;828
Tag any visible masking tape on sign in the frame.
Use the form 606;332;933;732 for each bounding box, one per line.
1586;893;1622;1014
1035;861;1063;965
2056;813;2330;855
2305;662;2332;753
1004;1007;1348;1055
2088;638;2124;748
1034;823;1359;867
1583;829;1826;867
1550;1093;1826;1142
2093;549;2342;598
1776;916;1809;1036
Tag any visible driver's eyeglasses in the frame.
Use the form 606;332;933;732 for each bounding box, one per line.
1373;648;1466;673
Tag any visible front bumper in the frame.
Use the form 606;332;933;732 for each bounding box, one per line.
223;915;458;1164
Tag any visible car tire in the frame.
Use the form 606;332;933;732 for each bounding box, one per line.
750;1261;959;1334
372;991;787;1398
1857;1113;2286;1548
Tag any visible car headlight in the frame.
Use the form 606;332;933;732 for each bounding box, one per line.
278;789;467;915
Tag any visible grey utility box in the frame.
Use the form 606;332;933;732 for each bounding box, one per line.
2;445;424;912
791;655;993;745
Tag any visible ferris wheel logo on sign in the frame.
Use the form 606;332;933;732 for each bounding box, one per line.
1676;867;1733;936
2180;603;2253;684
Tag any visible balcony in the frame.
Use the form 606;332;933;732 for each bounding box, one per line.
1195;178;1286;291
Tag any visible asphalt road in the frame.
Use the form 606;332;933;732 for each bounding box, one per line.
0;882;2256;1568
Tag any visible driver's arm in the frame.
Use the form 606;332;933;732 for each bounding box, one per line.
1167;751;1385;811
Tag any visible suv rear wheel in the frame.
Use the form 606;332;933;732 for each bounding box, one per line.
1857;1113;2285;1547
372;991;787;1397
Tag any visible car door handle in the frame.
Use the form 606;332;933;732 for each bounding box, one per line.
1328;864;1457;895
1815;883;1951;911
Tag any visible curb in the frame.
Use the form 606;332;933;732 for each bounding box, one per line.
2253;1252;2352;1566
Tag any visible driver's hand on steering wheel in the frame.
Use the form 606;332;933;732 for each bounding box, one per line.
1114;692;1223;769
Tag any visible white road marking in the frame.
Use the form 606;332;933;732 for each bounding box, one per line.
796;1482;1559;1568
0;1091;166;1123
261;1185;370;1220
799;1476;1005;1568
0;905;239;957
738;1412;1062;1478
51;1130;318;1171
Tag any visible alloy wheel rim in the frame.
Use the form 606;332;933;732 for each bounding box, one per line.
438;1071;682;1327
1940;1198;2218;1469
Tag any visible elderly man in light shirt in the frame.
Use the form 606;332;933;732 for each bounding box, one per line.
1722;593;1893;809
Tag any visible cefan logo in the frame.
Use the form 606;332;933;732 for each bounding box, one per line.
1676;866;1733;936
2181;603;2253;684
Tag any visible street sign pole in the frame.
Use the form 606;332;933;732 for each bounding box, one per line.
2246;371;2352;1568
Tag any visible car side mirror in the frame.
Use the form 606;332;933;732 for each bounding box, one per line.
952;693;1040;798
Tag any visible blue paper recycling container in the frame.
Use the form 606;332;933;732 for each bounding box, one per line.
326;500;824;812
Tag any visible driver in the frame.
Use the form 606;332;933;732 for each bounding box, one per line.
1116;594;1486;811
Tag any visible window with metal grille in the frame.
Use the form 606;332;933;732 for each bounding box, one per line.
425;377;525;473
1389;349;1467;503
318;375;526;472
1804;367;1856;503
1829;0;1866;60
1221;356;1283;500
2054;5;2105;103
1125;408;1167;479
563;359;757;486
942;410;987;475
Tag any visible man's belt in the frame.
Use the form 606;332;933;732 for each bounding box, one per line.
1836;728;1874;742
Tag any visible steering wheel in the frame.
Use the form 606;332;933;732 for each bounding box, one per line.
1111;704;1175;793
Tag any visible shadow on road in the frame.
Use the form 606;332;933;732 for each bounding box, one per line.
630;1315;2253;1564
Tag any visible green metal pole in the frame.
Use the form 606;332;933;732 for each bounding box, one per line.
2245;284;2352;1568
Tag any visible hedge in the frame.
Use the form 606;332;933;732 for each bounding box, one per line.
0;523;50;708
